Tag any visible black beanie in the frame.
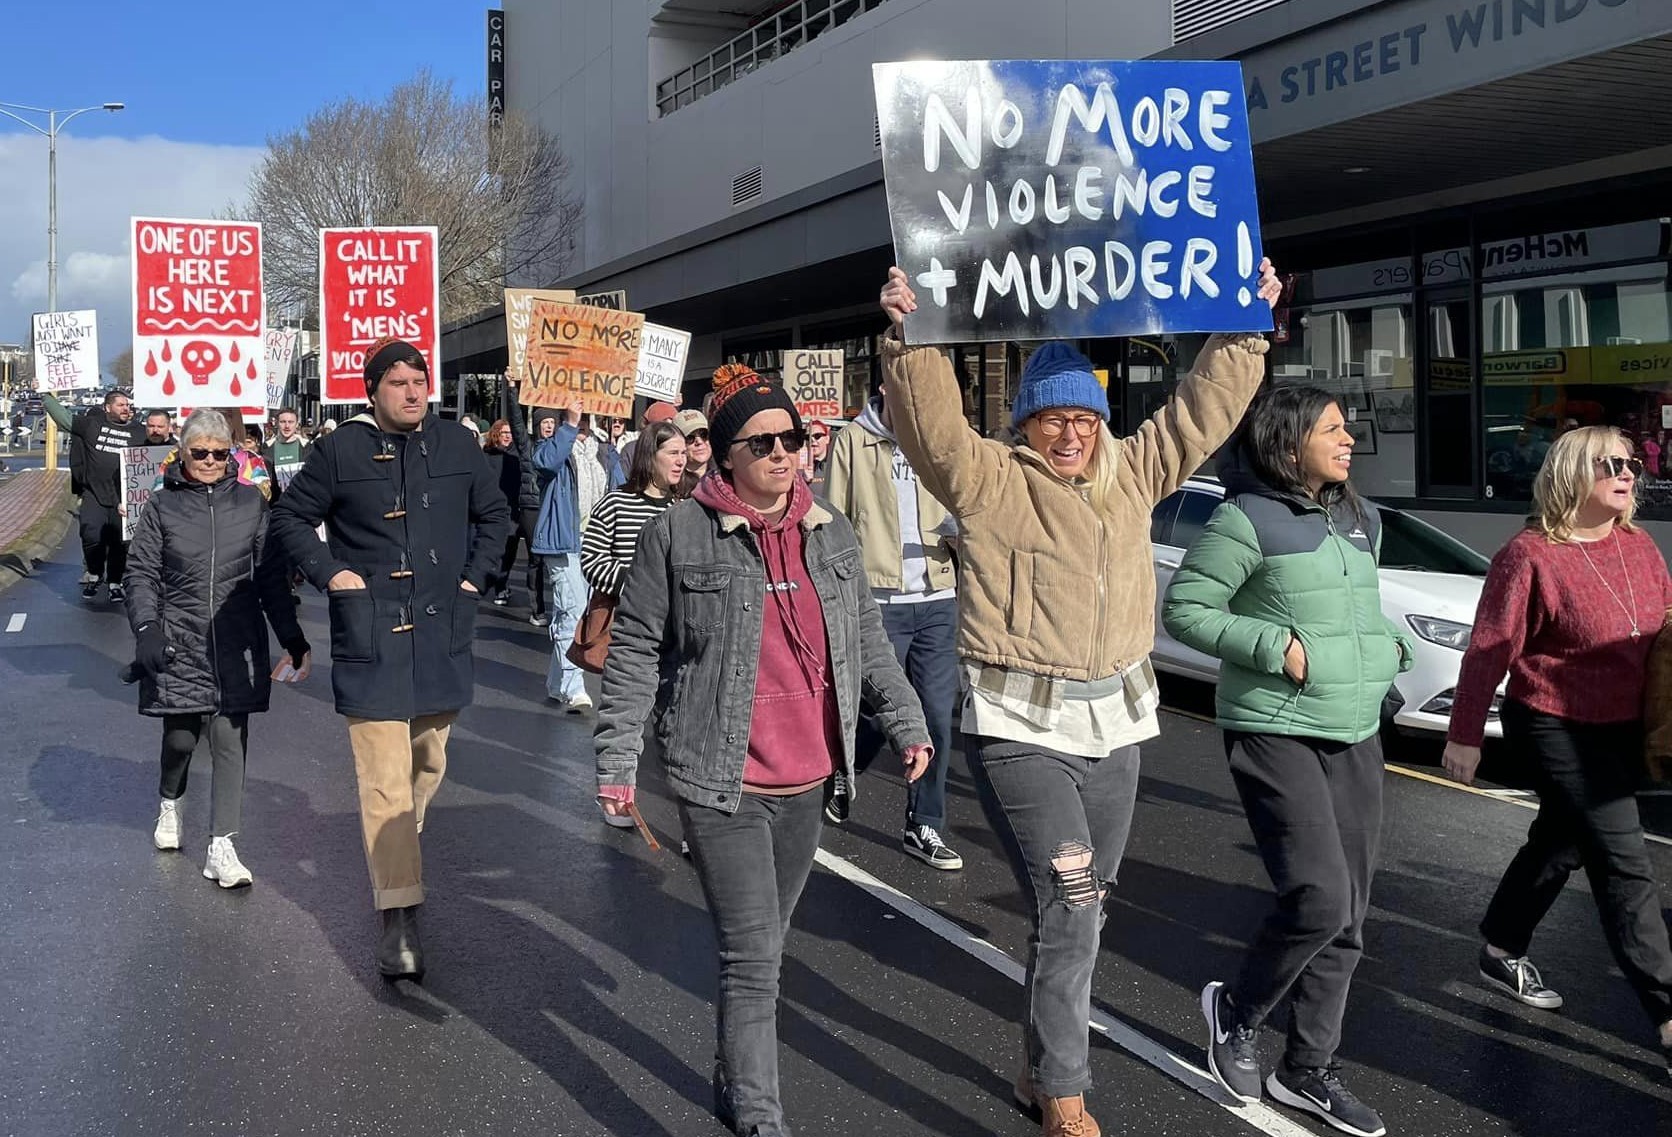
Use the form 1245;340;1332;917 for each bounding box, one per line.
363;336;429;395
708;363;803;461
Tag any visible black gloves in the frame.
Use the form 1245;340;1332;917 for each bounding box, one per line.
282;638;311;664
135;624;171;676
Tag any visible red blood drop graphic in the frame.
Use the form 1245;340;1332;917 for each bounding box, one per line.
229;342;241;363
230;373;242;398
144;351;158;378
162;370;176;398
246;360;257;380
161;341;173;363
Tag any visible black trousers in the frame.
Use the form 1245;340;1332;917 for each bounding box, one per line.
1480;701;1672;1028
159;713;249;838
79;498;126;583
497;507;544;613
1226;730;1384;1070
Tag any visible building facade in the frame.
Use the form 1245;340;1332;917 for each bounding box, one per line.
454;0;1672;549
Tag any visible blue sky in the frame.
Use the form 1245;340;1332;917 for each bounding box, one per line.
0;0;493;355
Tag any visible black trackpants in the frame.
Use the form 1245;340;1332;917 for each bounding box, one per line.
1226;730;1384;1070
1480;701;1672;1028
80;498;126;583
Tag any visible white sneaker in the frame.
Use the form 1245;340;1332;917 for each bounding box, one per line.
600;801;635;829
203;836;253;888
153;799;182;850
567;691;594;713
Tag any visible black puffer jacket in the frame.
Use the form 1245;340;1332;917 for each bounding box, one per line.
125;466;307;717
503;384;554;513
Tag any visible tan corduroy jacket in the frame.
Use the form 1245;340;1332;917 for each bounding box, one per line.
822;409;957;594
883;332;1269;682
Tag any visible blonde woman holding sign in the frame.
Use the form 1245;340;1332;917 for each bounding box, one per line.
879;259;1280;1136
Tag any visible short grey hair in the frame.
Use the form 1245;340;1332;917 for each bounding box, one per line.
179;408;234;452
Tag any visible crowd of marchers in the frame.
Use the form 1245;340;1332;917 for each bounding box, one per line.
55;260;1672;1137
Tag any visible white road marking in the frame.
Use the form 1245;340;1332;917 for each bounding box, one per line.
1385;763;1672;848
5;614;24;633
813;847;1318;1137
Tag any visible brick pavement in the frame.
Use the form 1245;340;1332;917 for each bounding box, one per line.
0;469;71;552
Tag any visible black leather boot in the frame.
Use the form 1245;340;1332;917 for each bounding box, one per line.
377;905;424;981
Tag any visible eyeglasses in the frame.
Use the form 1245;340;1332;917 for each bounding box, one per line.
686;429;710;443
1033;413;1103;439
809;430;829;441
1595;456;1645;479
189;448;231;462
731;428;808;458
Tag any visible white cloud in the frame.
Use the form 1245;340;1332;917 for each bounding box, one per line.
0;132;264;372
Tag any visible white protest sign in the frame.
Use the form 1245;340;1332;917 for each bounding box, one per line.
504;287;576;382
32;309;100;391
785;349;844;421
635;323;691;404
264;327;298;409
121;444;176;541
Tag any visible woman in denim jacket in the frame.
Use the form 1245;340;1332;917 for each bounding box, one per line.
595;364;932;1137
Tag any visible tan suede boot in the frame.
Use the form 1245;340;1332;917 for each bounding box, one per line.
1039;1094;1102;1137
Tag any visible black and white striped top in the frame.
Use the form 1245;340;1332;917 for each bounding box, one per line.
580;490;675;596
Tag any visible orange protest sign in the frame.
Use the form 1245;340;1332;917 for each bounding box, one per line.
518;300;643;417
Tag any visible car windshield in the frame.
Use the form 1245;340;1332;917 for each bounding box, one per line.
1376;507;1491;576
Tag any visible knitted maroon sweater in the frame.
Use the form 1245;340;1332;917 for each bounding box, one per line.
1448;525;1672;746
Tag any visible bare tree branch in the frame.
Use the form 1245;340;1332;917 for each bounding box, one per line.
108;349;133;386
238;71;581;325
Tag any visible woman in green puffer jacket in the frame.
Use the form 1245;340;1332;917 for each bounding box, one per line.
1161;385;1411;1137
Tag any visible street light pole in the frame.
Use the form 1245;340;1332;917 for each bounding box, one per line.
0;100;125;470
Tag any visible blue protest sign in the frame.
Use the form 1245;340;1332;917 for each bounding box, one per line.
873;60;1271;344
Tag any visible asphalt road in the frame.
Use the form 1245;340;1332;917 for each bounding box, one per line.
1;532;1669;1137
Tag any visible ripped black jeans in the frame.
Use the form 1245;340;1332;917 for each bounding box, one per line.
968;736;1141;1098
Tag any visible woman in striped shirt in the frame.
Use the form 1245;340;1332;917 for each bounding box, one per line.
581;420;689;600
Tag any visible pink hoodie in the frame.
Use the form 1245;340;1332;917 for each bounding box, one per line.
694;472;838;791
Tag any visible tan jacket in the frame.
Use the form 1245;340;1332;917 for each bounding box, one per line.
883;332;1269;682
823;410;957;594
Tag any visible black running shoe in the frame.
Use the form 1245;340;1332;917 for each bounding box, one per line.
80;578;99;600
1201;981;1262;1103
823;772;850;824
107;583;126;604
1266;1065;1386;1137
1478;946;1563;1009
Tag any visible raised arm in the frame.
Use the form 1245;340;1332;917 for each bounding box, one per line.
41;392;75;432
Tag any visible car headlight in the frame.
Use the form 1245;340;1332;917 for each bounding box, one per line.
1407;615;1472;650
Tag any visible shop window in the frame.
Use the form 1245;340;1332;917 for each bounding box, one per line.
1481;261;1672;513
1267;297;1417;498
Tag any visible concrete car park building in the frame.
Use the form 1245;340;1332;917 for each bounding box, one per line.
443;0;1672;547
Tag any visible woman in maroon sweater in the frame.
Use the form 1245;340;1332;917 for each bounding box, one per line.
1444;426;1672;1076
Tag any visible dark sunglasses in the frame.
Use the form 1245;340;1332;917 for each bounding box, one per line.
686;429;710;443
189;447;232;462
731;428;808;458
1596;456;1645;479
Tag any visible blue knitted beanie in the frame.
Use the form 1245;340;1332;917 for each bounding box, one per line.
1011;342;1108;427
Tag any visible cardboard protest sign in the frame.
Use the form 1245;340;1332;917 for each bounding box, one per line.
264;327;298;409
785;350;844;420
873;60;1270;344
319;227;441;403
120;444;176;541
31;309;100;391
518;300;644;418
577;289;627;310
635;323;691;404
504;288;576;382
132;218;264;405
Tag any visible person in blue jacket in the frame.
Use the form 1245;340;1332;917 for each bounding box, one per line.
532;397;623;709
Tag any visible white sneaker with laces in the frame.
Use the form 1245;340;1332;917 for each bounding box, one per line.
203;836;253;888
154;799;182;850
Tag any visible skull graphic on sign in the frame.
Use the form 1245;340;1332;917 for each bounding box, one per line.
181;340;221;387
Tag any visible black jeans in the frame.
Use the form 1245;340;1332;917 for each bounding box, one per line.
1480;701;1672;1028
159;713;249;837
79;498;126;583
680;788;825;1137
1225;730;1383;1070
967;736;1141;1097
853;598;958;829
496;508;544;611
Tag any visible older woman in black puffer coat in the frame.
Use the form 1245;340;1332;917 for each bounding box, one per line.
126;409;311;888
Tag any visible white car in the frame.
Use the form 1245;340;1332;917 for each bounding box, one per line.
1150;477;1503;739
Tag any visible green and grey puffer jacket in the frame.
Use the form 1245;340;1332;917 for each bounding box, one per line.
1161;459;1413;745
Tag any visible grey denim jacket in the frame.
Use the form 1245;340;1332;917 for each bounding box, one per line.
595;495;930;813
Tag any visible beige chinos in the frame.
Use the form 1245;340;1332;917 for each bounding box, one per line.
346;713;456;909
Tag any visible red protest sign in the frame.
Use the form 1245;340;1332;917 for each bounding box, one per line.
319;227;441;403
131;218;264;407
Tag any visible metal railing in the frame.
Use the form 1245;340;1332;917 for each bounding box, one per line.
655;0;891;117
